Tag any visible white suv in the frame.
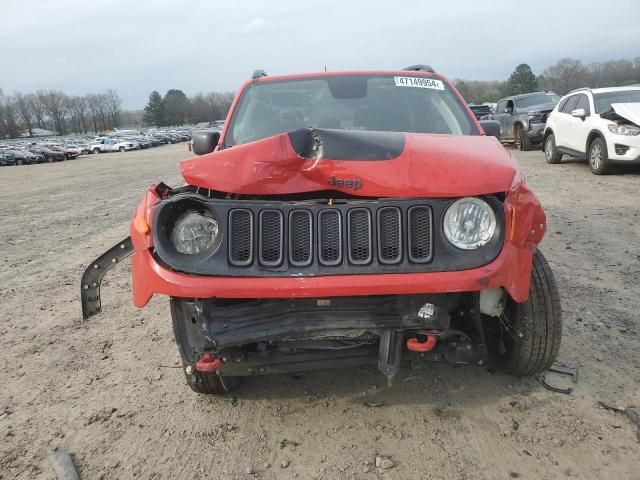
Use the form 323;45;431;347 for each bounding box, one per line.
543;86;640;174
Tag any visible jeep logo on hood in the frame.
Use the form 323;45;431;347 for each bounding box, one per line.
328;176;363;191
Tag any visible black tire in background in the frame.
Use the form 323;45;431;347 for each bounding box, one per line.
500;250;562;375
517;126;532;151
588;136;613;175
544;133;563;164
16;159;24;166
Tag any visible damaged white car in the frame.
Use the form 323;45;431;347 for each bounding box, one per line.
542;86;640;174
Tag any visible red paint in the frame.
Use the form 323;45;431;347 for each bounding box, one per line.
195;353;224;372
127;70;547;309
180;132;516;198
406;336;437;352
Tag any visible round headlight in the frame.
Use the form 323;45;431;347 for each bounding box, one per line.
170;212;221;255
443;197;496;250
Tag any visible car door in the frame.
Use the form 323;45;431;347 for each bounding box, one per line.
566;94;592;153
492;99;509;140
553;95;580;150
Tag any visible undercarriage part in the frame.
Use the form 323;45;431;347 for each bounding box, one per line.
406;335;437;352
171;295;452;353
195;353;224;372
479;287;504;317
216;345;379;376
378;330;404;386
80;237;133;319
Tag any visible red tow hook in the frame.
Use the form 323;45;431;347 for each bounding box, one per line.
406;335;437;353
195;353;224;372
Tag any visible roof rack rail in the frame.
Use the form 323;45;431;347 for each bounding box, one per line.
403;64;435;73
252;69;267;80
566;87;592;95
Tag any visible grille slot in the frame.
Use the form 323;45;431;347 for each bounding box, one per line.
228;209;253;266
408;206;433;263
289;210;313;266
259;210;283;266
377;207;402;264
347;208;372;265
318;210;342;266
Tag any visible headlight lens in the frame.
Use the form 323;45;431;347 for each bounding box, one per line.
607;123;640;136
443;197;497;250
170;212;221;255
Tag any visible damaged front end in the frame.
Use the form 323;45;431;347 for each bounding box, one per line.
170;293;490;386
81;123;550;390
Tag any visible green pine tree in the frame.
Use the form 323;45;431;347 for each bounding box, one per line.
143;91;164;127
507;64;538;95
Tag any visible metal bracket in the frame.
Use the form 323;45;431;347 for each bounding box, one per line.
80;237;133;320
378;330;404;387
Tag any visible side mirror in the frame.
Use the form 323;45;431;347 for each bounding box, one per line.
505;107;513;114
479;120;502;138
192;130;220;155
571;108;586;119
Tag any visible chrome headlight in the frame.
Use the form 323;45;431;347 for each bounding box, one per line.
170;212;221;255
607;123;640;136
443;197;497;250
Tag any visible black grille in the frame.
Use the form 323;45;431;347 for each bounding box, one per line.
229;209;253;266
408;206;433;263
289;210;312;266
259;210;283;266
225;202;434;271
319;210;342;265
347;208;372;265
377;207;402;264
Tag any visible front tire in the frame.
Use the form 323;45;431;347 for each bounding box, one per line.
16;159;24;166
93;148;100;154
516;126;532;151
544;133;562;164
119;146;125;152
171;301;243;395
501;250;562;375
588;137;612;175
184;368;242;395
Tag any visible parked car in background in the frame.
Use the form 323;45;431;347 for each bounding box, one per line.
28;147;66;162
487;92;560;150
543;86;640;175
89;138;138;153
468;104;492;121
0;153;17;166
5;149;43;165
49;145;80;159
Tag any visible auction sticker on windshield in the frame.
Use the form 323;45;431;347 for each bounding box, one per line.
394;76;445;90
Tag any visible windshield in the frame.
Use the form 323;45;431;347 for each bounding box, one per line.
226;74;477;146
515;93;560;109
594;90;640;113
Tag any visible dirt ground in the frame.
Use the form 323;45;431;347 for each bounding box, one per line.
1;144;639;480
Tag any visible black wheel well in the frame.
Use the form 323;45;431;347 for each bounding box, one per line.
543;128;553;142
586;130;604;152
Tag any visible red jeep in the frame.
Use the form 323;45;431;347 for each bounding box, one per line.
82;66;562;394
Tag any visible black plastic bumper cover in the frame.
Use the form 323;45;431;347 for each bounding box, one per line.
81;237;133;319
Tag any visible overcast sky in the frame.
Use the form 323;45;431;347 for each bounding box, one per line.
2;0;639;109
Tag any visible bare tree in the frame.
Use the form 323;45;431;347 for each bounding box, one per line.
41;90;68;135
31;92;48;129
14;93;36;137
0;93;21;139
104;89;122;129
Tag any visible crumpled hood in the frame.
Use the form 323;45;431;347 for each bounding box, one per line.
609;103;640;126
180;128;518;197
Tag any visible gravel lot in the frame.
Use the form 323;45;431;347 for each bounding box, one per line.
1;144;639;479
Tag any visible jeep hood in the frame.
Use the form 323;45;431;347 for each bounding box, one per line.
180;128;518;197
603;103;640;126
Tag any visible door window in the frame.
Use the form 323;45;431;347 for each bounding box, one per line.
575;94;591;116
560;95;579;114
